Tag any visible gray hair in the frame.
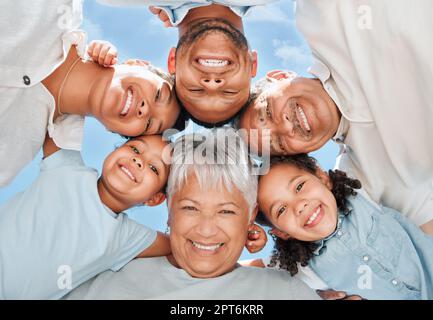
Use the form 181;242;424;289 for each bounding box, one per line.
167;128;258;216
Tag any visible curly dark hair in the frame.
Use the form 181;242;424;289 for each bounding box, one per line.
256;154;361;276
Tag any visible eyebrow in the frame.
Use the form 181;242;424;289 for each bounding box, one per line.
132;138;148;151
268;174;302;215
218;202;240;208
180;198;200;204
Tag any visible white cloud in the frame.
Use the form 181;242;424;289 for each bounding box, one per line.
273;39;311;68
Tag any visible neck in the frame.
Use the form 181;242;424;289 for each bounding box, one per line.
97;178;129;214
42;47;113;120
178;4;244;37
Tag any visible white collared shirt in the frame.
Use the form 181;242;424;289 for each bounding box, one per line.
0;0;86;187
296;0;433;225
97;0;276;26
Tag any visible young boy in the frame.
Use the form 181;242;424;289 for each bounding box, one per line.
0;134;171;299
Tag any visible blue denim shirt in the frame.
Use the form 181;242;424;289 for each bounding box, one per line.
102;1;277;26
309;194;433;300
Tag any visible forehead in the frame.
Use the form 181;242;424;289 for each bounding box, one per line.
173;173;248;207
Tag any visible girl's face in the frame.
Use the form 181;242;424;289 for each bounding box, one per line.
100;135;170;207
258;163;338;242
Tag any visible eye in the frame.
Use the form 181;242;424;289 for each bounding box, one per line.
219;210;236;215
266;104;272;119
296;181;305;193
130;145;140;154
149;164;159;176
155;88;161;102
145;118;152;132
277;205;287;218
189;88;204;93
182;206;198;211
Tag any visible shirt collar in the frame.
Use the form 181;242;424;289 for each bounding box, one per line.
312;204;353;256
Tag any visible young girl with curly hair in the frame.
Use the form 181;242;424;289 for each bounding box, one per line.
256;154;433;300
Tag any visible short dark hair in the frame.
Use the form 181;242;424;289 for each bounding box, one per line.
256;154;361;276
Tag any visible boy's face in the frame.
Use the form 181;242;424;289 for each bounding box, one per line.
169;19;257;124
100;135;170;206
258;163;338;242
92;65;180;137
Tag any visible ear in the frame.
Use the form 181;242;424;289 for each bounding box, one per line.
270;228;291;240
143;192;166;207
248;205;259;225
316;169;333;190
250;50;258;78
266;70;297;82
167;47;176;75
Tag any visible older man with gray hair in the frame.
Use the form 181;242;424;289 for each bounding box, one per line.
65;128;320;300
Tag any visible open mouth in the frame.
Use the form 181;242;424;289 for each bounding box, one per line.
197;58;229;67
296;105;311;133
119;164;137;183
120;87;134;117
190;240;224;252
194;55;235;73
304;205;323;228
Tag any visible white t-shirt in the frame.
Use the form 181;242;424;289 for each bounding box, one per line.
0;0;86;187
65;256;320;300
296;0;433;225
0;150;157;299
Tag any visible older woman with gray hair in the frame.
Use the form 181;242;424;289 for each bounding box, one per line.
65;129;319;299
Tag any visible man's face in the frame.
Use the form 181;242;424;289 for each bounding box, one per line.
168;174;252;278
240;77;340;155
91;65;180;137
100;135;170;207
169;19;257;124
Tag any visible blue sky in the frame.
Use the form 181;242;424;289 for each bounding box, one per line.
0;0;338;260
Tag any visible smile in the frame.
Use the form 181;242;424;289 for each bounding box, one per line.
296;105;311;133
198;58;229;67
191;240;224;252
120;87;134;117
119;165;136;182
304;205;323;228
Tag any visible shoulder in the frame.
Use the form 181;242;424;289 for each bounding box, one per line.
234;266;320;300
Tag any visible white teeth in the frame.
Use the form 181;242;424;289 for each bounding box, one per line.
120;165;136;182
306;207;321;226
297;106;311;132
191;241;223;251
121;89;133;116
198;59;229;67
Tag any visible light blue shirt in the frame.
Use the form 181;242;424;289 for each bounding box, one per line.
0;150;157;299
98;0;277;26
309;194;433;300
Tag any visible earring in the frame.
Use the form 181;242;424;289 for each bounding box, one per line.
165;225;170;235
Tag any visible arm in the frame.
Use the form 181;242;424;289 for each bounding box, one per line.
420;219;433;236
42;134;61;159
136;231;171;258
239;258;265;268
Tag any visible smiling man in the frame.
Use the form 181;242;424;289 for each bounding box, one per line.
238;0;433;236
97;1;279;125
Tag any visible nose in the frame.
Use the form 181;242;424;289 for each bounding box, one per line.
196;215;219;238
280;112;295;137
200;76;225;90
132;157;143;170
294;200;308;217
137;100;150;118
